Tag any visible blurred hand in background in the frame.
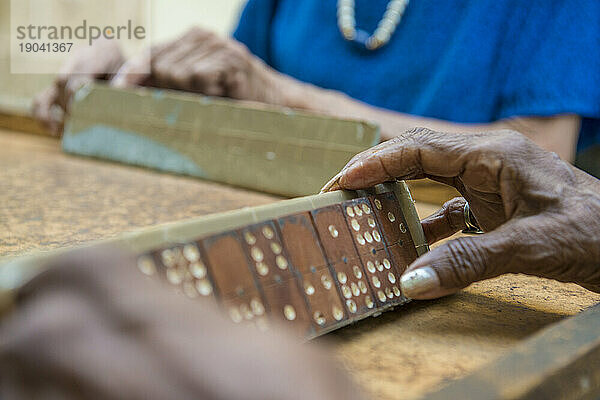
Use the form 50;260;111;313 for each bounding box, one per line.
0;248;363;400
32;40;125;136
32;27;302;137
112;27;295;105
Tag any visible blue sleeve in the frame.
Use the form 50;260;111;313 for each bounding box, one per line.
232;0;279;64
498;0;600;122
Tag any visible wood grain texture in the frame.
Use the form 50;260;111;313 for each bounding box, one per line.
425;302;600;399
2;129;600;399
0;112;52;137
0;128;276;258
63;84;381;198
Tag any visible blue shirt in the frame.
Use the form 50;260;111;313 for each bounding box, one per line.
234;0;600;152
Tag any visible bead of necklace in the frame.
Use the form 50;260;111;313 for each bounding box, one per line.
337;0;409;50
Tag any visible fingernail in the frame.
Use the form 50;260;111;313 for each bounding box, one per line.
400;267;439;298
320;172;342;193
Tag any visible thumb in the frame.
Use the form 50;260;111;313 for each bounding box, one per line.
399;223;518;299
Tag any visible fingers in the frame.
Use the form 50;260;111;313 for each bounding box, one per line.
321;127;522;193
399;222;518;299
57;74;93;111
189;58;230;96
172;43;227;94
111;48;151;87
0;282;197;399
320;142;393;192
32;75;91;137
1;246;365;400
152;32;232;94
114;26;267;101
32;86;62;135
16;246;135;302
113;27;219;90
32;41;124;135
421;197;468;244
112;39;173;88
153;40;208;89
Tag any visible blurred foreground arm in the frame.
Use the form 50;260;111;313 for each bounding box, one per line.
0;249;363;400
323;128;600;299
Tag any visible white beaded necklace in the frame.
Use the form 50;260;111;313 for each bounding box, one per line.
337;0;410;50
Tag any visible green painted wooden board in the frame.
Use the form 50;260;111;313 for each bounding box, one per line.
62;84;380;197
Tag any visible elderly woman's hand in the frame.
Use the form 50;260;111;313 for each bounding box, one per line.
0;249;363;400
112;27;295;105
32;40;125;135
322;128;600;299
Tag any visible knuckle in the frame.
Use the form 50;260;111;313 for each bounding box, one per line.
437;237;489;288
462;140;508;181
408;126;435;136
548;151;562;163
206;35;224;50
194;68;220;85
443;197;467;229
466;135;504;158
386;135;405;147
513;217;581;278
509;132;535;153
403;126;435;138
170;74;186;88
228;39;249;55
491;129;531;154
187;26;205;37
498;128;523;141
444;196;466;209
224;74;243;95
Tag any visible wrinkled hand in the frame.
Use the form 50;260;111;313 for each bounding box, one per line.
32;40;125;135
322;128;600;299
112;27;291;104
0;249;363;400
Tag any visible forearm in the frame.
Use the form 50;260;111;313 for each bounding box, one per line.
277;75;580;161
277;76;440;135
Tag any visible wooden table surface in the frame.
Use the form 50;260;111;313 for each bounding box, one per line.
2;128;599;399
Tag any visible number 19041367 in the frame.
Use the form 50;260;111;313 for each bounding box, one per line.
19;42;73;53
